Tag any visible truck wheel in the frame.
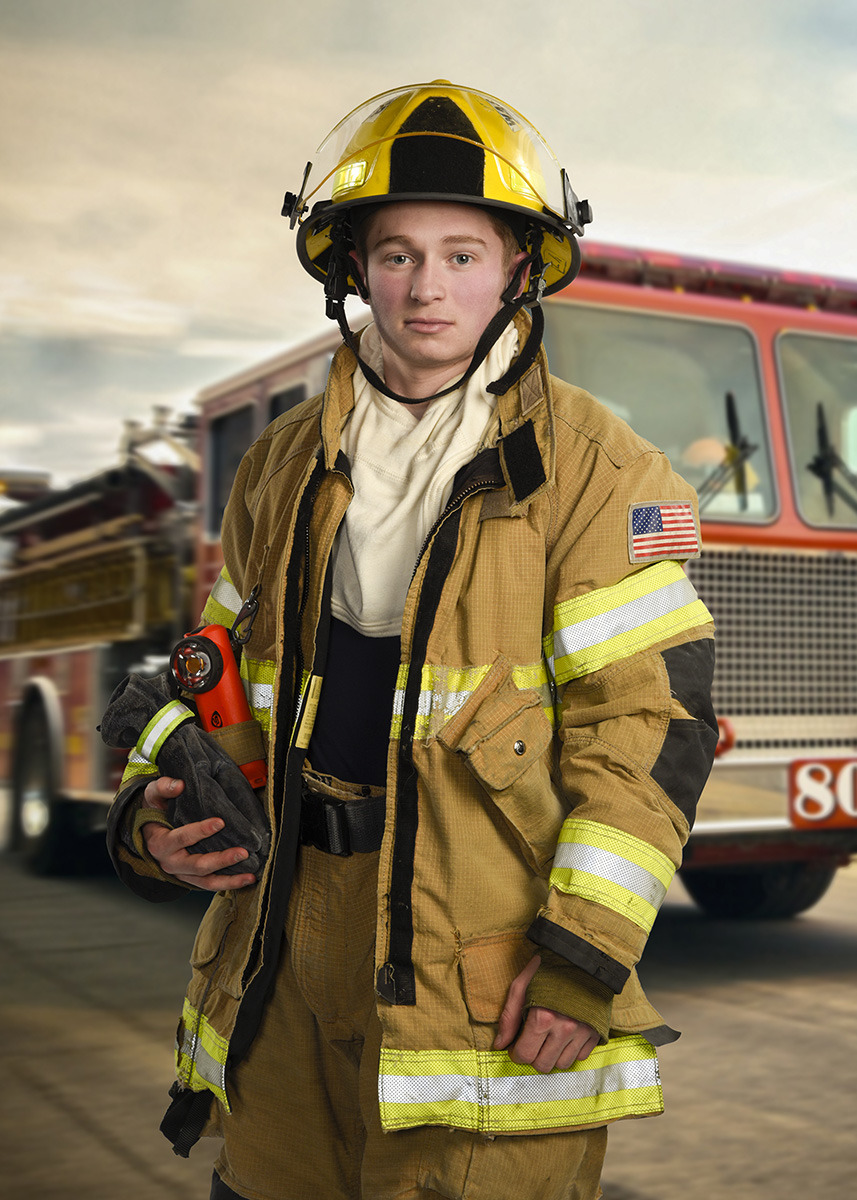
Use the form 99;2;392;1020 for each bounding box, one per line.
680;861;838;919
11;701;79;875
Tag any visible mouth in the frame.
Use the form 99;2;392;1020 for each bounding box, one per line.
404;319;453;333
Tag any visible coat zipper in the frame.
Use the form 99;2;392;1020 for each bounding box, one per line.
411;461;506;585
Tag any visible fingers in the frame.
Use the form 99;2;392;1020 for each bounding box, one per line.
493;954;541;1050
142;775;184;810
142;806;257;892
507;1007;599;1074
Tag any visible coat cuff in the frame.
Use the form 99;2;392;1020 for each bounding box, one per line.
106;782;188;902
525;950;614;1042
527;914;631;994
132;804;175;861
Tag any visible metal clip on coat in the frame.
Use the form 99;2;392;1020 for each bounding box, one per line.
170;623;268;789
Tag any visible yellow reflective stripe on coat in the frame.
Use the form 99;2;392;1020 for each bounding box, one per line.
549;818;675;933
175;998;231;1113
119;750;158;788
240;655;276;736
545;560;712;686
202;568;243;628
378;1036;662;1133
135;700;195;764
390;660;556;741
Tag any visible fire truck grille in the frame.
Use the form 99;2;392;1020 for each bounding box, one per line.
686;548;857;750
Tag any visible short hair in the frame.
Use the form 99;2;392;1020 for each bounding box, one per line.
483;209;522;268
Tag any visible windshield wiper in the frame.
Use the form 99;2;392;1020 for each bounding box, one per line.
807;401;857;517
697;391;759;512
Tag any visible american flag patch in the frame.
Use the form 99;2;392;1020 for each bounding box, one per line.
628;502;701;563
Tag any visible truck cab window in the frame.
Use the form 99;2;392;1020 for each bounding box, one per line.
268;384;306;424
208;406;254;536
778;332;857;529
543;303;776;520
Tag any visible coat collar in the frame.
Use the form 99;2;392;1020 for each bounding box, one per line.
318;310;555;512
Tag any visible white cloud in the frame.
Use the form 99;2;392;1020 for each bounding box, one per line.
0;424;42;452
2;0;856;485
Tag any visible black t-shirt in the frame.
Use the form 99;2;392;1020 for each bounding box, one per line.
307;617;401;787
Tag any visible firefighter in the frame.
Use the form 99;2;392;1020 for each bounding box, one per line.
107;81;717;1200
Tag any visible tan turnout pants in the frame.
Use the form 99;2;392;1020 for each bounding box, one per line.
213;775;606;1200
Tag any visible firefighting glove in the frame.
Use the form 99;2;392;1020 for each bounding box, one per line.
100;671;270;875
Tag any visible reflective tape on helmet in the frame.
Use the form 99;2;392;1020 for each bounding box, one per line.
378;1036;662;1133
203;568;243;628
390;660;556;742
135;700;195;765
549;818;675;933
175;998;231;1113
544;560;712;686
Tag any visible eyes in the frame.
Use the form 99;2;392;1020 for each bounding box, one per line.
383;251;475;267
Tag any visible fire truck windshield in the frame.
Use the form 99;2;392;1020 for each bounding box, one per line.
778;331;857;529
542;302;776;522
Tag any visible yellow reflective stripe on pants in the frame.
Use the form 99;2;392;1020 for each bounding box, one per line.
176;997;231;1113
549;818;675;934
390;660;556;741
203;568;243;628
378;1036;662;1133
545;560;712;685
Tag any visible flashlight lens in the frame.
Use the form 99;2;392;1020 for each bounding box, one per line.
171;636;223;691
176;646;211;685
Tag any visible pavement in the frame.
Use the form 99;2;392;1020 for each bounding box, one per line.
1;782;856;1199
0;813;214;1200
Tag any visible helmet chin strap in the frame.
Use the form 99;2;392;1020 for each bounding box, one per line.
324;226;547;406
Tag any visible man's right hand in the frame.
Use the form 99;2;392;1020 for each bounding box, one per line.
141;776;257;891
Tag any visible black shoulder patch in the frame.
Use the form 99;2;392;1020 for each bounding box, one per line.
661;640;717;723
500;419;546;505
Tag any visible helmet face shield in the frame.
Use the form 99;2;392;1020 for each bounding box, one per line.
312;84;568;219
286;80;591;297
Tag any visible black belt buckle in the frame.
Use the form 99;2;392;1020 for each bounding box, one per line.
300;789;352;856
300;783;386;856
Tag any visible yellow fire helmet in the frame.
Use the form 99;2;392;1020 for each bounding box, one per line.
282;80;593;403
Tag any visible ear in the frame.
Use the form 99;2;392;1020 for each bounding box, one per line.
509;250;531;299
348;249;370;303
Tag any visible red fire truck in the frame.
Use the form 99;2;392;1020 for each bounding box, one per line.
0;410;199;872
3;247;857;916
0;342;336;875
542;243;857;917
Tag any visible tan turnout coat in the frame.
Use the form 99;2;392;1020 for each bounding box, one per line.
111;322;716;1141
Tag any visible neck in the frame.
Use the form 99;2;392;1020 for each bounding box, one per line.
380;355;469;419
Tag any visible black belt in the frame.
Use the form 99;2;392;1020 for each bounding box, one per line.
299;783;386;856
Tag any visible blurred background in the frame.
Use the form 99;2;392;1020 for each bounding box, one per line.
2;0;857;488
2;3;857;1198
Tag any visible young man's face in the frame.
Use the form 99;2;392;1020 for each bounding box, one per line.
352;201;524;398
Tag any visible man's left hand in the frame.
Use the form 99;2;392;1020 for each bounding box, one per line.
493;954;600;1073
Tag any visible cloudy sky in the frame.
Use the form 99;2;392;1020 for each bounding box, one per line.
2;0;857;491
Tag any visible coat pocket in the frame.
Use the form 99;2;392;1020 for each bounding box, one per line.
458;930;535;1024
190;891;236;971
438;653;564;873
188;888;260;1001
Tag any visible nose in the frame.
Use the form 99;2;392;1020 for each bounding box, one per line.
410;259;444;304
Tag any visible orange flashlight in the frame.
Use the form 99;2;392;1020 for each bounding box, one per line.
170;623;268;789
